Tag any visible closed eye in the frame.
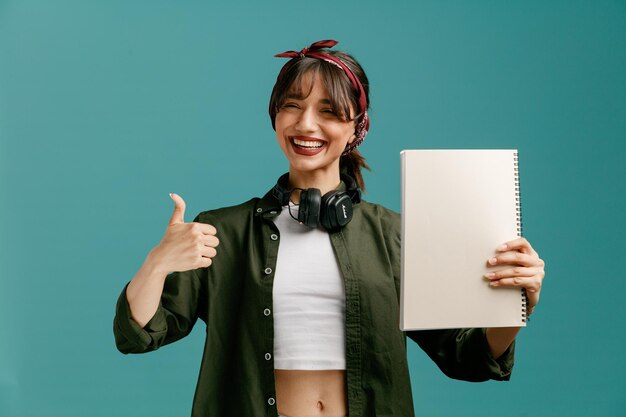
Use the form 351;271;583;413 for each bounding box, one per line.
321;108;344;119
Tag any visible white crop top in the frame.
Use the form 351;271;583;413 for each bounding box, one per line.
272;204;346;370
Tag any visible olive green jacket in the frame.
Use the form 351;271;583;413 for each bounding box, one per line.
113;187;514;417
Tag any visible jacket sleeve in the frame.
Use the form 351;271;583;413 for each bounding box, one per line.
379;204;515;382
113;215;208;354
406;328;514;382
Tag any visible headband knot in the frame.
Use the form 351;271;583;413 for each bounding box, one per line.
273;39;370;155
275;40;339;59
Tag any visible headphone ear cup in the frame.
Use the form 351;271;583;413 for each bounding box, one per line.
298;188;321;228
320;192;337;230
320;192;353;231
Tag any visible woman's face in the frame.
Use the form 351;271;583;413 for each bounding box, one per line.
275;71;356;178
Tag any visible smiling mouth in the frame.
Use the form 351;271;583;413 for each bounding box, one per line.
290;137;326;149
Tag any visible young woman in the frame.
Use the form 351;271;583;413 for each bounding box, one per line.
113;40;546;417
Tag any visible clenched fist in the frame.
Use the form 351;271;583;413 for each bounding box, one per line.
147;193;219;274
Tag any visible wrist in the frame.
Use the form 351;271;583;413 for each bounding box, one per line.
143;248;170;278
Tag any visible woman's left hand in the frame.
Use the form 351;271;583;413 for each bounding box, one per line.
484;237;546;316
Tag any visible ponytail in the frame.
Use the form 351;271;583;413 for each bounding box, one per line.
340;150;370;192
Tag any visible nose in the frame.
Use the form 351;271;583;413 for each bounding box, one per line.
295;107;317;133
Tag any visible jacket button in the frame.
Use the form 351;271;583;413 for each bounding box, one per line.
270;234;278;241
256;208;263;213
264;267;272;275
263;308;271;316
265;353;272;360
268;397;275;406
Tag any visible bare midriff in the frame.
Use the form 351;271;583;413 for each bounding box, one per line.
274;369;348;417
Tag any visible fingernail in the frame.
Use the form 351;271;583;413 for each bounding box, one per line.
489;281;498;287
484;272;495;278
498;244;507;251
489;257;498;265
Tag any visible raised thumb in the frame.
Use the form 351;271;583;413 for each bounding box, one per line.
168;193;186;225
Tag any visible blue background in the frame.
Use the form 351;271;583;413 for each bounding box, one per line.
1;1;625;416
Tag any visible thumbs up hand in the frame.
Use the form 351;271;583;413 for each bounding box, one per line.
147;193;219;274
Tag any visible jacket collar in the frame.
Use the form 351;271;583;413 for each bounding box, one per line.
255;189;283;216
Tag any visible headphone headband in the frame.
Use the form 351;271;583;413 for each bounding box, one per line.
272;173;361;206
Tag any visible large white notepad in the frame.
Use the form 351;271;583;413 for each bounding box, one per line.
400;149;527;330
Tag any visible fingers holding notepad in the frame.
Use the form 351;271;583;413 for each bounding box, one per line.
484;236;546;316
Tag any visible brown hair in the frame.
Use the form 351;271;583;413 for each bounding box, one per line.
269;50;371;191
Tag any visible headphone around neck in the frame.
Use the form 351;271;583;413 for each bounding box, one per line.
271;173;362;231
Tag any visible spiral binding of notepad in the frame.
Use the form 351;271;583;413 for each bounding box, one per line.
514;151;528;323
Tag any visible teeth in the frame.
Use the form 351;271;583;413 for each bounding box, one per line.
293;138;324;148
